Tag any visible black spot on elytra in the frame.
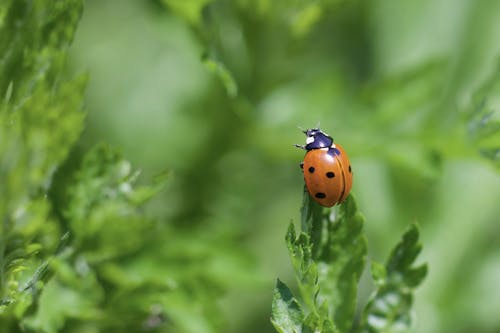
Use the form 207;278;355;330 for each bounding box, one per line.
348;165;352;173
308;166;315;173
315;192;326;199
326;171;335;178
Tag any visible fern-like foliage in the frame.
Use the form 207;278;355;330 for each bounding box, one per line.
466;63;500;170
355;225;427;333
272;191;427;333
0;0;85;325
0;2;249;332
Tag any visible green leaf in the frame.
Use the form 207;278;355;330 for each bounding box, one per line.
271;279;304;333
202;54;238;98
386;224;421;275
316;195;367;332
358;290;413;333
466;63;500;169
356;224;427;333
0;0;85;318
370;261;387;286
385;224;428;288
403;264;428;289
361;60;446;128
300;186;324;257
290;4;323;38
302;309;337;333
64;144;165;262
285;223;319;311
281;193;366;333
22;272;103;333
234;0;344;39
161;0;214;26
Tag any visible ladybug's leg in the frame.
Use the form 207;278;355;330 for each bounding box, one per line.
294;144;306;150
299;162;304;169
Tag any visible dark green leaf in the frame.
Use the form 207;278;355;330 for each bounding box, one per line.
281;193;367;333
386;224;422;278
356;224;427;333
302;310;337;333
316;195;367;332
300;186;324;258
358;288;413;333
403;264;428;288
286;223;319;310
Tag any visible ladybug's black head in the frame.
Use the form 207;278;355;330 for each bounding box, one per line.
303;128;333;150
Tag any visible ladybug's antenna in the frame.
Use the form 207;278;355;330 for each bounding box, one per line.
297;125;307;134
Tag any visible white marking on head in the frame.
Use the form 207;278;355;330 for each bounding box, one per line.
306;136;314;144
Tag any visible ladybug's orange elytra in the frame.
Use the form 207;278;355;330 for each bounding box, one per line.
296;128;352;207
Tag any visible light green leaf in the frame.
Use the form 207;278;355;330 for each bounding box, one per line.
161;0;214;26
371;261;387;286
361;61;446;128
0;0;85;316
271;279;304;333
23;278;102;333
65;144;164;261
202;54;239;98
290;4;323;38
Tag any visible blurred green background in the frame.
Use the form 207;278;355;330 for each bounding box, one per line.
66;0;499;332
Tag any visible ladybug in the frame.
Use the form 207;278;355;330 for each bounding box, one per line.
296;128;353;207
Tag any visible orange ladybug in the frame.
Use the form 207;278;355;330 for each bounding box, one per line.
296;128;352;207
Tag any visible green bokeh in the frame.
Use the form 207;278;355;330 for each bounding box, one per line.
47;0;500;332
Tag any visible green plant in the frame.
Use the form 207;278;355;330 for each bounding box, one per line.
272;192;426;333
0;0;86;324
0;1;250;332
2;0;498;332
